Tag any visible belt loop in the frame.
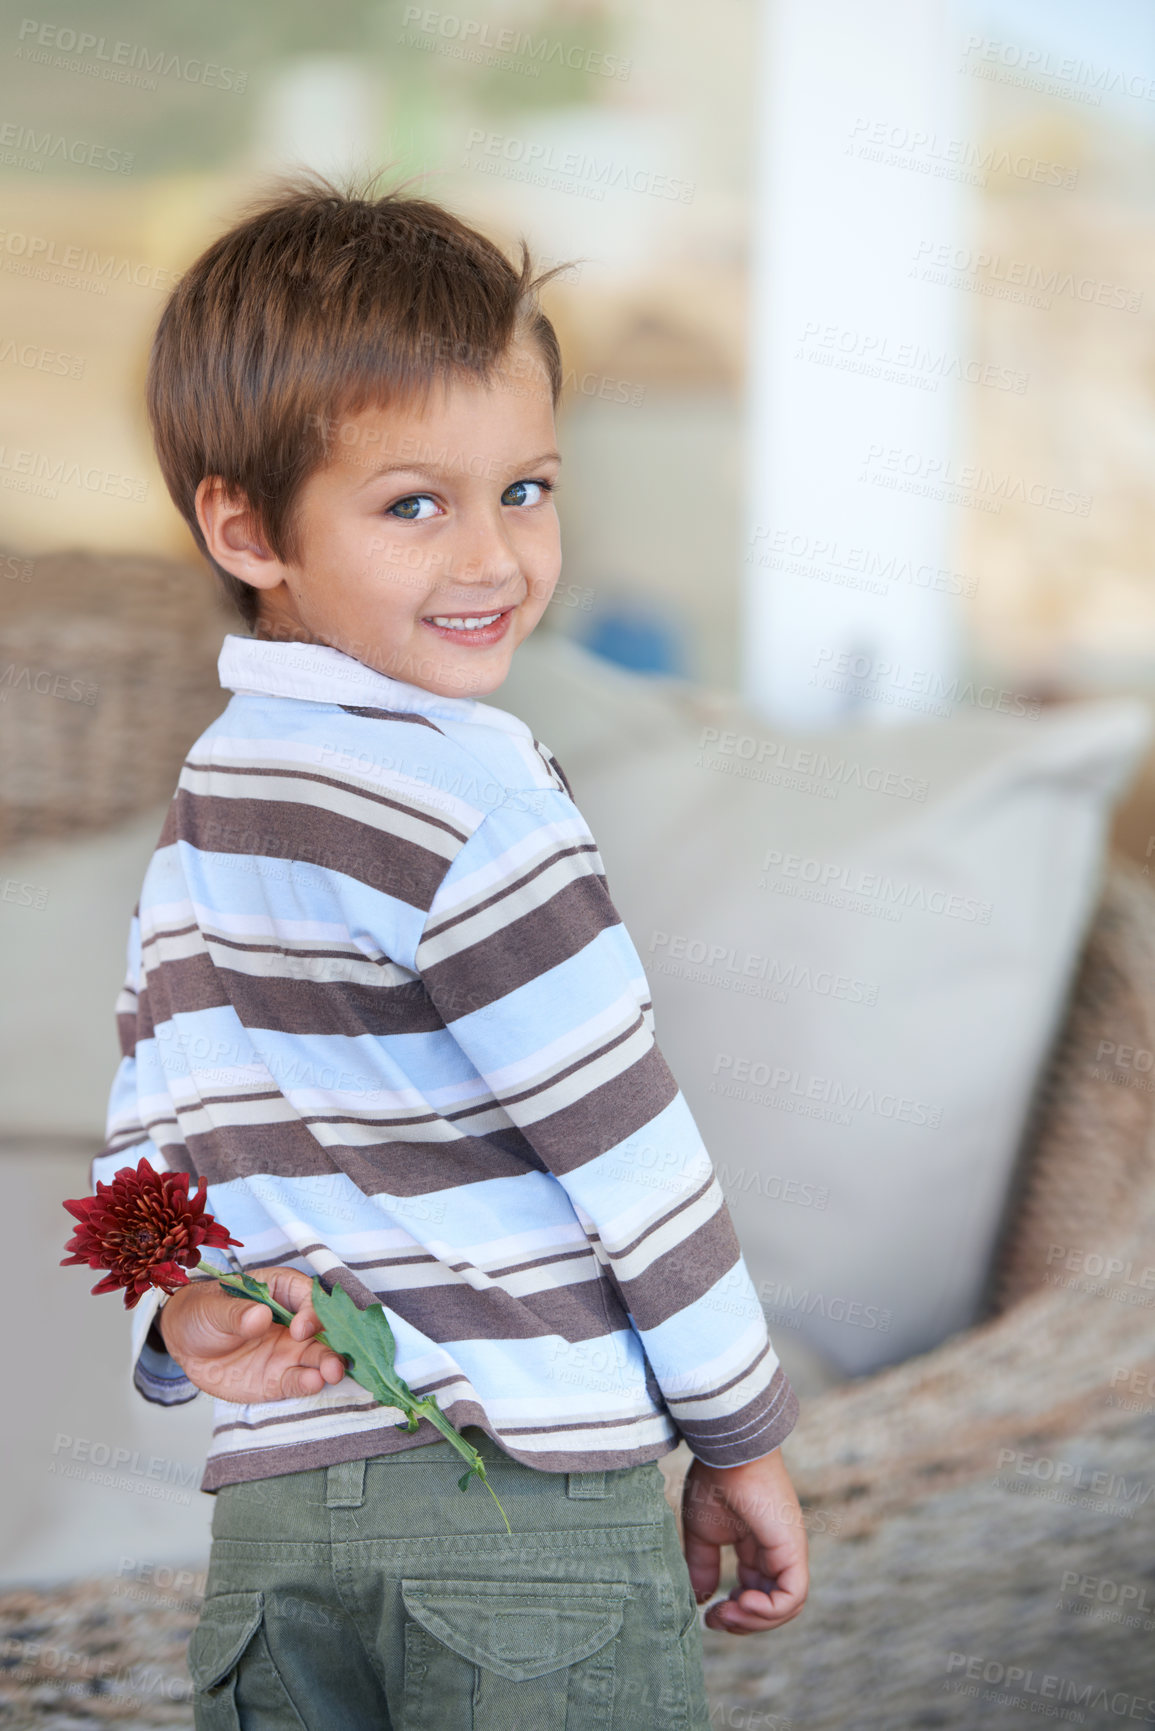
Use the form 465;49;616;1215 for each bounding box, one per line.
566;1470;606;1499
325;1458;367;1508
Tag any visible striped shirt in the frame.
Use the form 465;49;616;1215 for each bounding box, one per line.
99;632;798;1490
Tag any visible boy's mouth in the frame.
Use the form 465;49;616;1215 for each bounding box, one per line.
420;605;515;647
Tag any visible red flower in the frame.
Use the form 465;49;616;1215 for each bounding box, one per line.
61;1157;243;1309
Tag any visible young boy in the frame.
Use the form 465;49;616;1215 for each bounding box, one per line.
99;176;808;1727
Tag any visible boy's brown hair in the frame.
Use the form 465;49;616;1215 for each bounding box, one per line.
146;172;569;629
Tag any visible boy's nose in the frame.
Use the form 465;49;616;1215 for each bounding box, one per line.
452;525;522;587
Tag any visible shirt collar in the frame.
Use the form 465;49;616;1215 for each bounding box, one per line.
217;633;533;738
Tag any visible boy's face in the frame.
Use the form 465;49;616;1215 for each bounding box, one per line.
230;342;562;700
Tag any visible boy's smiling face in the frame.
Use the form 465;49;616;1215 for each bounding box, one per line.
196;340;562;700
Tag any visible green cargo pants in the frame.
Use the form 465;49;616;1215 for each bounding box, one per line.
187;1429;711;1729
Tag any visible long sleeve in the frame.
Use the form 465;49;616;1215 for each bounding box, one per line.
96;906;201;1408
414;803;799;1466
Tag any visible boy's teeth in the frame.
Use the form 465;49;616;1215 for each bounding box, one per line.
429;612;502;630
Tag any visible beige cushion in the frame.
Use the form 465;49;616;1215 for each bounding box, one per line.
490;633;1150;1374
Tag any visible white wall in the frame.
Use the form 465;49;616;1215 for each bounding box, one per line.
743;0;972;726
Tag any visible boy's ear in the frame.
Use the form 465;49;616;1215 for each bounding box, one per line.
195;477;286;591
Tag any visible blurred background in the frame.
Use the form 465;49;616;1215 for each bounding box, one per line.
4;1;1155;1726
2;0;1154;717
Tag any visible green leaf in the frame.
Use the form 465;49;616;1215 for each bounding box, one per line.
207;1270;509;1531
309;1277;413;1407
308;1278;510;1533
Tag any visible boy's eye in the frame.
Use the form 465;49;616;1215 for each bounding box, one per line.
501;479;552;508
387;494;440;521
386;482;552;518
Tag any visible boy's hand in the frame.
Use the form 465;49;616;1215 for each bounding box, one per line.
681;1448;810;1635
157;1268;348;1404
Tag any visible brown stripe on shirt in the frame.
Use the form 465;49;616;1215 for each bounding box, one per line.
423;841;604;942
674;1368;800;1465
420;871;625;1013
362;1266;628;1345
117;1009;140;1058
532;740;575;799
181;1122;549;1192
616;1203;742;1330
184;755;472;844
502;1045;680;1176
610;1173;718;1261
170;786;455;911
668;1338;774;1409
339;705;446;730
144;945;450;1039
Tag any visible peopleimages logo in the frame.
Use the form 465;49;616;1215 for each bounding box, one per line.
760;848;992;926
747;526;978;598
959;33;1155;105
809;648;1040;719
1058;1568;1154;1617
751;522;976;598
0;227;180;292
462;130;695;203
649;929;879;1007
911;239;1142;314
793;320;1028;394
0;445;147;501
0;337;84;377
0;662;97;704
860;443;1092;517
847;116;1078;189
693;726;929;802
0;118;132;172
710;1052;942;1128
943;1650;1154;1721
400;7;631;79
2;876;48;908
15;19;247;91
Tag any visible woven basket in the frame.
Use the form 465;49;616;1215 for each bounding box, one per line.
0;549;230;852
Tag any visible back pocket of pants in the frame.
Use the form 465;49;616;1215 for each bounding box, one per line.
187;1591;306;1731
400;1576;629;1731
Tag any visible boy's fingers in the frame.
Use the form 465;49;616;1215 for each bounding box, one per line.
281;1363;341;1398
709;1554;808;1633
250;1266;319;1311
287;1302;323;1342
246;1267;326;1340
264;1325;347;1382
736;1536;808;1599
273;1344;347;1400
295;1337;347;1381
705;1597;779;1634
217;1294;275;1342
745;1543;806;1581
681;1530;721;1602
757;1557;808;1610
704;1579;805;1633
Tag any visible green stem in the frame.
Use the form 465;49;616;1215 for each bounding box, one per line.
479;1473;512;1532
